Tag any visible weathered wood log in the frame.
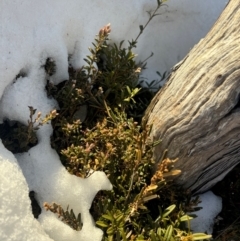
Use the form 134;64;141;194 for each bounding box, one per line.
143;0;240;194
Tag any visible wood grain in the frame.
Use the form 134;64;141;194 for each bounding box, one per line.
143;0;240;193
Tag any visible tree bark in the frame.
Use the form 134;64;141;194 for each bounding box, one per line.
143;0;240;194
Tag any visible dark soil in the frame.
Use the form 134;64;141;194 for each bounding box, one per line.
212;163;240;240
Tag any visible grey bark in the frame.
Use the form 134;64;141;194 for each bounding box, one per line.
143;0;240;194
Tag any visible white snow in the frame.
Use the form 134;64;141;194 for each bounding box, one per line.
0;141;54;241
0;0;227;240
190;191;222;234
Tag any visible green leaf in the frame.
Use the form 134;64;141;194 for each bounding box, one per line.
157;227;163;236
96;220;109;228
150;230;157;241
108;235;113;241
115;213;124;223
192;233;212;240
138;204;148;210
120;229;127;241
180;215;193;222
164;225;173;241
107;226;114;235
84;58;91;65
131;220;139;229
143;194;159;202
152;139;161;147
102;214;113;222
162;204;176;218
126;86;131;94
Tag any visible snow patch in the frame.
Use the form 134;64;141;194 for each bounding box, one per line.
0;141;54;241
190;191;222;234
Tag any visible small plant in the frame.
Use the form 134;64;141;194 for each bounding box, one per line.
0;106;57;153
43;202;83;231
45;25;210;241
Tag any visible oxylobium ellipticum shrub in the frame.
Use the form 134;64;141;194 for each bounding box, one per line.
33;0;212;240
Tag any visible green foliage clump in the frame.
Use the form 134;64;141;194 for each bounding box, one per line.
43;1;212;239
60;109;155;180
47;21;156;160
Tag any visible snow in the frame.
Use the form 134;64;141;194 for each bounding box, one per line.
0;141;54;241
190;191;222;234
0;71;112;241
0;0;227;240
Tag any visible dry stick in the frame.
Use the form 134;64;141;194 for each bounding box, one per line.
133;0;166;45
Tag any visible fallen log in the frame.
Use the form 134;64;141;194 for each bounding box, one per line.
143;0;240;193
